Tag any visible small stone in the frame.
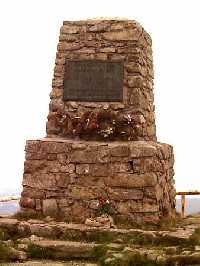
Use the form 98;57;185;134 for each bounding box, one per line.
195;246;200;251
85;218;101;227
110;103;125;110
76;164;90;174
165;246;177;255
60;25;80;34
99;47;115;53
30;234;41;242
95;53;107;60
17;243;28;251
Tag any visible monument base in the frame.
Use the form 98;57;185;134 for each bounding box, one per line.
20;138;175;224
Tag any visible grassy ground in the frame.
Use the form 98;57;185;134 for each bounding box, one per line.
0;261;96;266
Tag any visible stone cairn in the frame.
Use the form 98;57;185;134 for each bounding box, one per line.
20;18;176;225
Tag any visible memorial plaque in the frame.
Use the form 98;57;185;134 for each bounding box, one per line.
63;60;123;101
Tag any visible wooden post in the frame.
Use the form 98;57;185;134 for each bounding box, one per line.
181;195;186;218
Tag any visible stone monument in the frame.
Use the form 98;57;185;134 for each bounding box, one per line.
20;18;176;224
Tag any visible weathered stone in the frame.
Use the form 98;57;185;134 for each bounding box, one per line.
95;53;108;60
102;29;140;41
70;149;97;163
23;173;61;190
24;160;46;174
110;162;132;173
57;42;82;51
35;199;42;211
60;25;80;34
90;164;109;176
110;145;129;157
42;199;58;217
129;89;148;109
130;142;157;158
73;175;105;187
110;103;125;110
69;186;104;200
59;34;77;41
88;23;108;32
21;187;45;199
55;173;70;187
108;188;143;200
105;173;157;188
20;197;35;209
114;201;143;214
127;75;145;88
76;164;90;174
99;47;115;53
70;202;91;223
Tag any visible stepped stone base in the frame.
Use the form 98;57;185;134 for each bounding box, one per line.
20;138;175;224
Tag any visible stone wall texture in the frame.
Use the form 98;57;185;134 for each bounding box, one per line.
46;19;156;141
21;138;175;223
20;19;176;224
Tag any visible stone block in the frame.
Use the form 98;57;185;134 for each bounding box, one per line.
42;199;58;217
70;149;97;163
130;142;157;158
55;173;70;188
76;164;90;174
102;29;140;41
108;188;143;200
105;173;157;188
110;145;130;157
73;175;105;187
109;162;132;173
20;197;35;209
114;200;143;214
23;173;57;190
60;25;80;34
69;186;104;200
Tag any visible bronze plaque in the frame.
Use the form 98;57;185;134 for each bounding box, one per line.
63;60;123;102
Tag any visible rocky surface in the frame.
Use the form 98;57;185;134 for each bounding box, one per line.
1;261;97;266
20;138;175;223
0;214;200;265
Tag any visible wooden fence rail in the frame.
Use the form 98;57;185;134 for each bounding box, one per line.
176;191;200;218
0;195;20;202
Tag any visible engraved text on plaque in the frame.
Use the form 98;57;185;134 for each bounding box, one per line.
63;60;123;102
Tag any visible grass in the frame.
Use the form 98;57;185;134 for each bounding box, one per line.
0;227;27;241
113;215;142;230
0;228;9;241
189;227;200;245
13;210;45;221
85;231;115;244
157;215;182;230
99;252;174;266
0;242;13;262
27;243;54;259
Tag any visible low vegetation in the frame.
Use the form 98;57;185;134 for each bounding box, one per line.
27;243;54;259
13;210;45;221
0;242;11;261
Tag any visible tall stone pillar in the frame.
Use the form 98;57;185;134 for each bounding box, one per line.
20;19;176;224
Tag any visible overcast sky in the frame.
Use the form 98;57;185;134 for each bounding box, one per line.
0;0;199;194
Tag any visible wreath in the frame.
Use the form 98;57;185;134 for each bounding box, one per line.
48;110;137;140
